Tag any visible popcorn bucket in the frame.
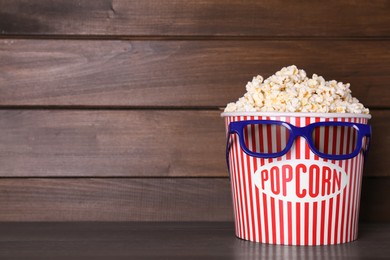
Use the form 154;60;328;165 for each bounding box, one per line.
222;112;371;245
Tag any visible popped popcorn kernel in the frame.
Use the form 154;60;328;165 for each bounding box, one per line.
224;65;369;114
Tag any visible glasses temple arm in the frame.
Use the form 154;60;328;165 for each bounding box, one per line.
226;132;233;177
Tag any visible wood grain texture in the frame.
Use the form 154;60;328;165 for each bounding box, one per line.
0;178;233;221
0;177;387;221
0;0;389;36
0;109;387;177
0;110;226;177
0;222;389;259
1;40;389;108
360;177;390;222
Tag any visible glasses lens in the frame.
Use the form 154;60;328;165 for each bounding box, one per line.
243;124;290;154
311;125;358;155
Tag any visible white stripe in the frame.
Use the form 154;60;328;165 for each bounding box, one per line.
347;126;357;242
300;117;306;159
271;124;277;153
319;120;325;154
249;124;258;241
231;146;240;236
255;117;265;242
291;202;297;245
259;183;266;243
233;119;243;239
340;118;349;243
328;121;334;155
266;195;273;243
336;192;343;244
274;199;281;244
353;118;364;240
259;116;267;242
263;120;269;153
351;141;360;241
283;201;289;245
279;117;287;156
228;117;239;236
299;202;305;245
323;200;329;245
355;152;364;239
316;201;322;245
227;117;237;235
244;121;253;241
308;202;313;245
238;116;248;240
242;118;253;241
331;196;337;244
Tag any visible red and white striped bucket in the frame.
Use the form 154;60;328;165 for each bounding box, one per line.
222;112;371;245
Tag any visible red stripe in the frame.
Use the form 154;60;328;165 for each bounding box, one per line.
349;119;359;242
295;117;301;159
351;118;360;241
339;119;346;167
350;150;359;241
279;200;284;245
314;117;321;161
312;202;318;245
271;198;277;244
235;126;245;239
263;194;269;243
266;116;273;163
355;130;364;238
305;118;311;159
320;201;326;245
340;118;353;243
345;119;354;242
323;118;330;162
285;117;292;160
287;202;292;245
259;120;265;154
275;116;282;161
340;182;347;243
246;117;255;241
240;117;249;240
232;119;242;238
226;117;238;235
334;194;341;244
327;198;334;245
330;118;337;166
332;121;338;156
232;118;241;238
256;186;262;242
250;118;259;241
304;202;309;245
354;151;364;240
229;136;238;236
296;203;301;245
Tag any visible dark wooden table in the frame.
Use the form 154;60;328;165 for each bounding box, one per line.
0;222;388;259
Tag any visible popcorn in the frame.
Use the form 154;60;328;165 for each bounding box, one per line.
224;65;369;114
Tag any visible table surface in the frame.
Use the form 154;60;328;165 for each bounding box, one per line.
0;222;389;259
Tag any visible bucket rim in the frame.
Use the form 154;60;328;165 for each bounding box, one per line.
221;111;371;119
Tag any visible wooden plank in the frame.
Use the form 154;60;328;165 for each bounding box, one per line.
0;109;387;177
0;110;227;177
365;110;390;178
0;40;389;108
0;0;389;36
0;223;389;259
0;178;233;221
0;177;387;221
360;178;390;222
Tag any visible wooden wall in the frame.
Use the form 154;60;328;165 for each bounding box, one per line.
0;0;389;221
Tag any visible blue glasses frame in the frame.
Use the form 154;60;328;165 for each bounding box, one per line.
226;120;371;168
